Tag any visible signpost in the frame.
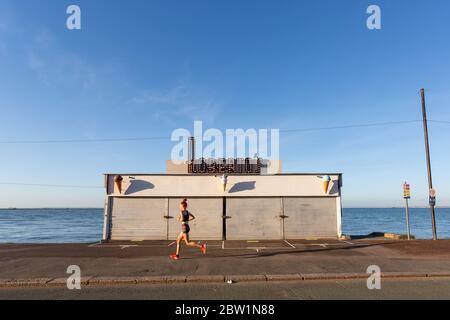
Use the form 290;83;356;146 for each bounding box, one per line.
403;182;411;240
421;89;438;240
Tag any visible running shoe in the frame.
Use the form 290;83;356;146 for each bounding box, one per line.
170;254;180;260
201;244;207;255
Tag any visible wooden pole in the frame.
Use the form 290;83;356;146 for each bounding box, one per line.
421;88;438;240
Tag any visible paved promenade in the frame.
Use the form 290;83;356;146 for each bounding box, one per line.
1;239;450;286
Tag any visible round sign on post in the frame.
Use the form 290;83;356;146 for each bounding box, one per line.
429;189;436;207
429;189;436;197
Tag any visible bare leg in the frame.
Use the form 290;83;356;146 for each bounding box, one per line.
175;233;183;256
184;234;202;249
186;241;202;249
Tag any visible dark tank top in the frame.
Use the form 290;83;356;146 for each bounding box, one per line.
181;210;190;222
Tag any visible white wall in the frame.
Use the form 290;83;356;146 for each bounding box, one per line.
105;174;342;198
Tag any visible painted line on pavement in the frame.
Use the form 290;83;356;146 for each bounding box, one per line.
88;242;102;248
120;245;139;250
92;244;171;248
247;247;293;250
284;240;296;248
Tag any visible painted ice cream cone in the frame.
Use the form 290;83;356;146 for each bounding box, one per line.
221;174;228;192
323;175;331;194
114;175;123;194
323;181;330;193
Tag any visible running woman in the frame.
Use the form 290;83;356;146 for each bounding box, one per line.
170;199;206;260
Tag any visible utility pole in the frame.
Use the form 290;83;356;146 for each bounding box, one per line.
421;88;438;240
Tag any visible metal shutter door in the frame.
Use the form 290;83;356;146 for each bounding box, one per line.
168;198;223;240
226;198;282;240
110;198;167;240
283;197;337;239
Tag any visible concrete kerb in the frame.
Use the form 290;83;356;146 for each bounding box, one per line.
186;275;225;283
0;278;54;287
266;274;302;281
225;275;268;283
301;273;368;280
88;276;187;285
48;276;94;286
425;271;450;278
380;272;428;279
1;272;450;287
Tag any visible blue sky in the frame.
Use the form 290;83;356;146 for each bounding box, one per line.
0;0;449;208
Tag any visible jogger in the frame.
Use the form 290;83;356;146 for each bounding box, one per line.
170;199;206;260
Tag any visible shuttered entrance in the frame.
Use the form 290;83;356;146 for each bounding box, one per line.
109;197;339;241
168;198;223;240
226;198;283;240
225;197;338;240
110;197;167;241
283;197;338;239
109;197;223;241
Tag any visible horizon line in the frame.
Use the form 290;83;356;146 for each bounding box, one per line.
1;207;449;210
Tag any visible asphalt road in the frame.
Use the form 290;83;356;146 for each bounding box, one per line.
2;240;450;280
1;278;450;300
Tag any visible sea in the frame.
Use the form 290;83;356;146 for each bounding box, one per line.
0;208;449;243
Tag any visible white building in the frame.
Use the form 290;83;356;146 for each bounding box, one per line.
102;164;343;241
